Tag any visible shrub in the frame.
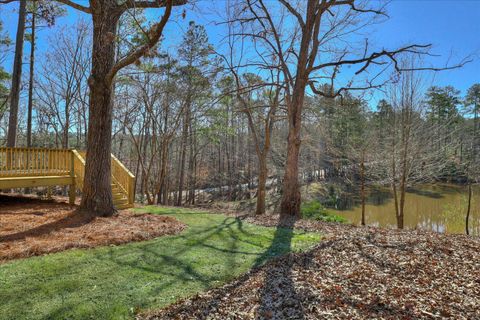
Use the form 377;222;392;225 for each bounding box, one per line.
301;200;347;223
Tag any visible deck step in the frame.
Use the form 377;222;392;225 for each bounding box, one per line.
115;203;133;210
111;179;131;210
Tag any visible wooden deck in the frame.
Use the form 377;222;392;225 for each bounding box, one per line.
0;148;135;209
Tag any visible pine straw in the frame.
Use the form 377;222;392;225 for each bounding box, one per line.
0;194;186;263
141;215;480;320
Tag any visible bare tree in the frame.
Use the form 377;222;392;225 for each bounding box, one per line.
233;73;281;215
230;0;468;218
35;22;90;149
220;14;284;214
381;58;460;229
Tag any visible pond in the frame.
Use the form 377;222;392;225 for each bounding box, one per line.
329;184;480;236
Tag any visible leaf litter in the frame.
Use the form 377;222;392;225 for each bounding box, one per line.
141;214;479;320
0;194;186;263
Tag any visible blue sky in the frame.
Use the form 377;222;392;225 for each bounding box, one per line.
1;0;479;100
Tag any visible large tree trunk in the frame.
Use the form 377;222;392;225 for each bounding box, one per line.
26;7;35;148
278;0;318;219
474;103;478;162
79;6;120;216
256;156;268;215
177;101;190;206
187;122;196;205
360;150;366;226
25;8;36;195
7;0;27;147
157;138;170;205
280;91;305;218
280;129;302;217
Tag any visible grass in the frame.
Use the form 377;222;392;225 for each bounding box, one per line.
301;200;347;223
0;207;321;320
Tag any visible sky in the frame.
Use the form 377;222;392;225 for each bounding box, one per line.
1;0;479;103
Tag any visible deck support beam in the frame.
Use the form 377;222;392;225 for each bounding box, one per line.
0;176;75;190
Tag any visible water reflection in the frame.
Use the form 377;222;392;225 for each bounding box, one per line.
328;184;480;236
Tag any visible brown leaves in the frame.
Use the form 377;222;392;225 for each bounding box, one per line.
0;194;186;263
141;215;480;320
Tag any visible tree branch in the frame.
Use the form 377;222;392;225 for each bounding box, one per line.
54;0;91;13
0;0;92;13
107;0;178;82
311;44;433;74
278;0;305;29
121;0;187;9
333;0;389;17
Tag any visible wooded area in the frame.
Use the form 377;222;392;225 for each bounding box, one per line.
0;1;479;319
1;0;478;226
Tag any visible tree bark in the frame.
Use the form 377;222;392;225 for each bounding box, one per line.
280;123;302;217
256;156;268;215
70;0;182;216
187;120;196;204
397;107;411;229
474;101;478;162
79;5;120;216
391;115;401;228
280;89;305;218
7;0;27;147
27;8;35;148
277;0;318;218
177;99;190;206
360;150;366;226
465;183;472;235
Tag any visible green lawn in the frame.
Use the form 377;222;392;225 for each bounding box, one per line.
0;207;321;320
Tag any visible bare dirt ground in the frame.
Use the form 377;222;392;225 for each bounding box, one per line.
142;215;480;320
0;194;186;263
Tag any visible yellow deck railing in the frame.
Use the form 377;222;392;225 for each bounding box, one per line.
0;147;135;208
0;147;72;177
111;154;135;206
77;151;135;206
72;150;86;192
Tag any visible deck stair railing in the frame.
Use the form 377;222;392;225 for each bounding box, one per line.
0;147;134;209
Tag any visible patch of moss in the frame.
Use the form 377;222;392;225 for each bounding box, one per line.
301;200;347;223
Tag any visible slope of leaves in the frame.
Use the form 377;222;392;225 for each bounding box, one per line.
142;215;480;320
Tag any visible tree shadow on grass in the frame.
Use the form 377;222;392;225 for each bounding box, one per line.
1;211;314;320
85;213;308;318
96;215;279;298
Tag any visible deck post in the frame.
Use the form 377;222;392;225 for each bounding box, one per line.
69;150;76;205
128;176;135;206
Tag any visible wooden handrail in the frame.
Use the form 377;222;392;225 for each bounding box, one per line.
0;147;135;207
77;151;134;204
0;147;71;177
111;154;135;205
76;151;134;205
71;149;86;192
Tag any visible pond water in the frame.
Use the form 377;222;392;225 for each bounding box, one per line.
329;184;480;236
